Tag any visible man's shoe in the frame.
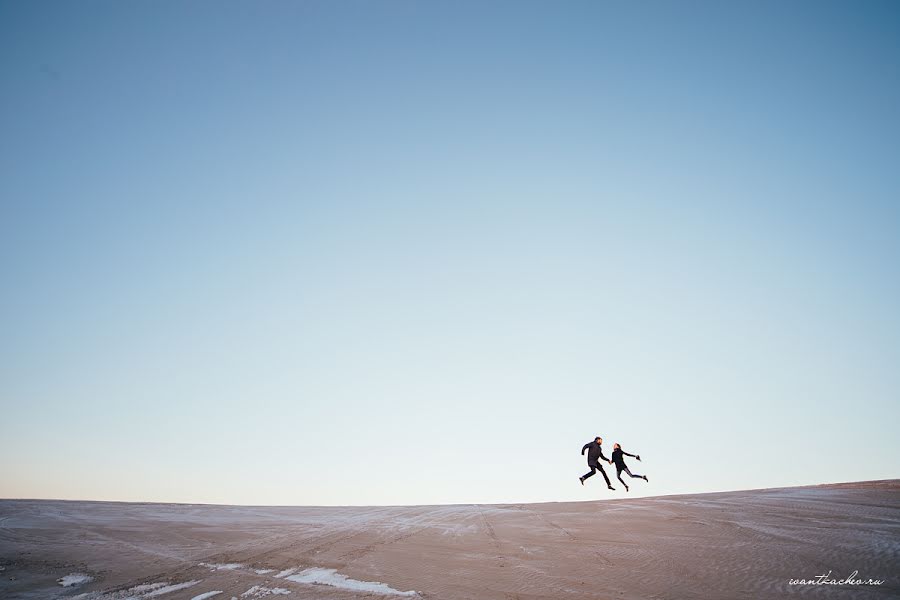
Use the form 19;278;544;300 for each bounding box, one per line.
579;477;584;486
608;485;615;491
644;475;649;482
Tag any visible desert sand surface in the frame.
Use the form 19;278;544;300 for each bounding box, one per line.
1;480;897;600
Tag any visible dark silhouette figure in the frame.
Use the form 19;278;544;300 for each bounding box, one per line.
611;443;649;492
579;436;615;490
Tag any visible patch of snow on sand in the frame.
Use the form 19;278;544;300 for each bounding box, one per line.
191;592;223;600
240;586;290;597
70;580;201;600
272;568;296;578
199;563;243;571
59;573;94;587
144;581;201;597
286;568;418;596
254;569;275;575
123;583;169;594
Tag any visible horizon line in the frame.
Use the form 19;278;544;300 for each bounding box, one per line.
2;478;896;510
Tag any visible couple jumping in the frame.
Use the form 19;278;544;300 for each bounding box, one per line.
579;436;648;492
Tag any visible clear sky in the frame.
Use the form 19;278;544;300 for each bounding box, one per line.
1;1;898;506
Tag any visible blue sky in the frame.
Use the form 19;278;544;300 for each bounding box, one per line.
1;1;898;505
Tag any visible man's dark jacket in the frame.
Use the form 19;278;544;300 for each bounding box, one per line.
581;441;609;465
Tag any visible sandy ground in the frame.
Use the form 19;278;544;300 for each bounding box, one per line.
1;480;897;600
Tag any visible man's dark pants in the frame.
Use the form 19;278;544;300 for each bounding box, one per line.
582;460;611;486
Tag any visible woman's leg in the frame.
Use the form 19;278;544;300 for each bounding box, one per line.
623;466;644;479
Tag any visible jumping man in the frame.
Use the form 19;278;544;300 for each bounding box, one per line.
611;443;649;492
579;436;615;490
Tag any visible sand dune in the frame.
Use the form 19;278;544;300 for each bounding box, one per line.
1;480;897;599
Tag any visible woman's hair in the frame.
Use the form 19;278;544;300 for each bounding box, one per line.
614;443;621;449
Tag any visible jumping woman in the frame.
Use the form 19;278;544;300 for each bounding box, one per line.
611;443;648;492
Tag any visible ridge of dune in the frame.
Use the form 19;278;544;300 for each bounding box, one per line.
3;478;898;509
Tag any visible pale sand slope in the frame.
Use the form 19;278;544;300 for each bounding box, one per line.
1;480;897;600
